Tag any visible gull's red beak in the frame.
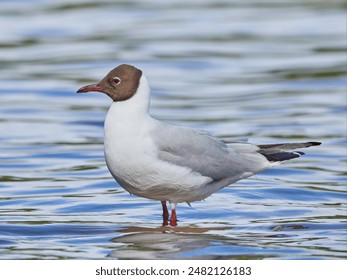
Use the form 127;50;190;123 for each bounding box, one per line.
76;84;103;93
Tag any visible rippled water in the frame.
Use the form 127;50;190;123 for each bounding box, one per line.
0;0;346;259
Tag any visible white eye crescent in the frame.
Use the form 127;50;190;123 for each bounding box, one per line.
112;77;121;85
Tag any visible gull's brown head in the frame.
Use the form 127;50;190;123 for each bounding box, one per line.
76;64;142;102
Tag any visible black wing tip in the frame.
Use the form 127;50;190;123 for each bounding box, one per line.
259;141;320;163
264;151;303;162
307;141;321;147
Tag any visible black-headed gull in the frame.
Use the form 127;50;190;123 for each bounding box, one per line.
77;64;320;226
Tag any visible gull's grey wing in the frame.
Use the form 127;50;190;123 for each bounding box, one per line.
152;124;269;181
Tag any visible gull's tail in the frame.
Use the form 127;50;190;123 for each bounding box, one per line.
258;142;321;162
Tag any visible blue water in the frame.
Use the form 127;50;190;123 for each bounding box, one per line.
0;0;346;259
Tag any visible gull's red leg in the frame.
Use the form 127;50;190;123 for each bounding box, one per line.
169;202;177;227
161;201;169;226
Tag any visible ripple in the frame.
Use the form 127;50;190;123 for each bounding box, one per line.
0;0;346;260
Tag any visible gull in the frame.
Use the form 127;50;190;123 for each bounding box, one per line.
77;64;320;226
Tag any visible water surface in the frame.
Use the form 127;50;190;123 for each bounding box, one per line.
0;0;346;259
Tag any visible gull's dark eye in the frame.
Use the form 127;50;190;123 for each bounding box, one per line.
111;77;121;86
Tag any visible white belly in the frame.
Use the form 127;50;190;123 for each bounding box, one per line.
104;106;212;203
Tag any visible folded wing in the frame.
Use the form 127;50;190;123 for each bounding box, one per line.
152;124;270;181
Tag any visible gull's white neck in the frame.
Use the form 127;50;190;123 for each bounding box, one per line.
108;75;151;120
